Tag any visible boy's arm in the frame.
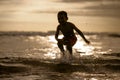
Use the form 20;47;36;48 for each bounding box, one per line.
73;25;90;44
55;26;59;41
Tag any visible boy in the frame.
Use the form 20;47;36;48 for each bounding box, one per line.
55;11;90;57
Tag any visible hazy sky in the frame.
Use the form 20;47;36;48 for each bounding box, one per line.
0;0;120;33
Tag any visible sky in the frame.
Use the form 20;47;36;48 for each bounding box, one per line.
0;0;120;33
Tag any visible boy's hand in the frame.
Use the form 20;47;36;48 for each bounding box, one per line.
85;40;90;44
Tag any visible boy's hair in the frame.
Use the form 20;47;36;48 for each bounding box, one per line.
58;11;68;19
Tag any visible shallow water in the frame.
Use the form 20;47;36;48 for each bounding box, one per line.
0;32;120;80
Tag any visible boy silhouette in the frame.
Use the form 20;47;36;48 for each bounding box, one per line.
55;11;90;57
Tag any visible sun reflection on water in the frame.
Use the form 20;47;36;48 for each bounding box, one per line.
43;35;95;59
26;34;113;60
23;34;109;60
73;40;95;56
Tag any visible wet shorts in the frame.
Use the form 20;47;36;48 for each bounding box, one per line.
63;36;77;46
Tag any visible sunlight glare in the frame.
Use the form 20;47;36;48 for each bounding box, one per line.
48;35;63;48
48;35;95;57
73;36;95;56
44;52;56;59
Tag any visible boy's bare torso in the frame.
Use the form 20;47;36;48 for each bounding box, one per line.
58;22;75;37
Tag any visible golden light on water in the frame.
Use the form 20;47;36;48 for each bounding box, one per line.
13;33;119;62
20;33;117;60
73;38;95;56
43;35;95;60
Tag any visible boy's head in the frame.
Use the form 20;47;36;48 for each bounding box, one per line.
57;11;68;24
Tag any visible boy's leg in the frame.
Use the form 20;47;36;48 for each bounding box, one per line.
57;40;65;55
65;36;77;55
66;45;72;55
64;36;77;61
66;44;73;61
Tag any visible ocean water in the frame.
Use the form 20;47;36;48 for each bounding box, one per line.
0;31;120;80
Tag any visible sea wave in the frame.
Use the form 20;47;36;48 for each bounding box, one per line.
0;31;55;36
0;31;120;37
0;56;120;74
